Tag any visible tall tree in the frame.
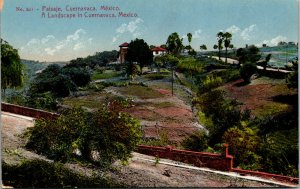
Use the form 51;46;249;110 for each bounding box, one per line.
125;38;153;74
286;59;298;88
216;32;224;60
187;33;192;46
213;44;218;50
1;39;24;99
262;54;272;71
166;32;184;55
236;45;261;65
200;44;207;51
223;32;232;63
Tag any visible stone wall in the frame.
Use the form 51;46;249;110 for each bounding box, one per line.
137;144;233;171
1;103;59;119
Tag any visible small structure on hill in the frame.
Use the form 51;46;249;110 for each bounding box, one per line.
151;46;167;57
119;42;129;64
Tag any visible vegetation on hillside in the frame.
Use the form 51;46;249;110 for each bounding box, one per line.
26;103;142;167
3;159;123;188
177;56;298;176
1;39;24;99
2;32;298;181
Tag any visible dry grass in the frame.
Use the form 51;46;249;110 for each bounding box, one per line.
63;92;108;109
118;85;164;99
223;78;297;118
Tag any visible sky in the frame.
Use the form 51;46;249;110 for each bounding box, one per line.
1;0;298;62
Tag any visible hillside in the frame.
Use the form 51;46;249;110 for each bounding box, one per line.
2;111;287;187
3;50;298;187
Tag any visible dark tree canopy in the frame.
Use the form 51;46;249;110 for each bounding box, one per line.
66;50;118;68
236;45;261;65
1;39;24;92
29;64;91;97
62;67;91;87
223;32;233;63
200;44;207;51
166;32;184;55
240;62;257;83
215;32;224;60
125;38;153;73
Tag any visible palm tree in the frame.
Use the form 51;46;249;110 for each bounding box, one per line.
223;32;232;63
216;32;224;60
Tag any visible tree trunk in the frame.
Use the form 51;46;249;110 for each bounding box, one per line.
2;88;6;102
140;65;143;75
225;47;228;63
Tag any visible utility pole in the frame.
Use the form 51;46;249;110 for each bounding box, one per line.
171;68;174;96
286;44;288;66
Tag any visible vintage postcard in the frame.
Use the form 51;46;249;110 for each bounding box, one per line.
1;0;298;188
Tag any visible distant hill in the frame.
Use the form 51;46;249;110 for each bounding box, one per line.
259;45;298;68
21;60;67;82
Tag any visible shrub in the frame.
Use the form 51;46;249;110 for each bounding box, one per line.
181;130;209;151
124;62;140;80
62;67;91;87
2;159;121;188
286;60;298;88
222;126;262;169
29;64;91;98
199;75;223;93
239;62;257;83
26;92;58;111
26;105;142;166
212;68;240;83
141;129;172;147
144;73;169;80
195;89;248;145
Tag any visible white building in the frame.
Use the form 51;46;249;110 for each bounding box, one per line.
151;46;167;57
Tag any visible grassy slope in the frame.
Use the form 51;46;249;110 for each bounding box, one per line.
222;76;297;118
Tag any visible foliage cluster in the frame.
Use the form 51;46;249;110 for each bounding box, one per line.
125;38;153;74
166;32;184;55
29;64;91;98
25;105;142;167
124;61;140;80
188;87;298;176
181;130;209;151
236;45;261;65
118;85;164;99
65;50;118;69
141;129;172;147
210;68;241;83
198;75;223;93
286;59;298;88
2;160;122;188
239;62;257;83
195;90;249;145
176;57;204;75
92;70;122;80
1;39;24;97
144;72;170;80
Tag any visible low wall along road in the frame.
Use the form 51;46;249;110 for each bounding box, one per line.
1;102;299;185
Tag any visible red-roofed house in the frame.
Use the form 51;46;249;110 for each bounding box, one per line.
119;42;129;64
151;46;167;57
